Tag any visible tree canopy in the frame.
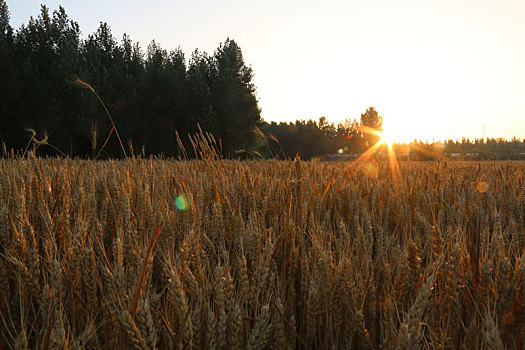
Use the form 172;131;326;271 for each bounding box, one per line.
0;2;261;157
1;2;523;160
360;106;383;131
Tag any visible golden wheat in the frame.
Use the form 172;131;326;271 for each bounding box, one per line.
0;157;524;349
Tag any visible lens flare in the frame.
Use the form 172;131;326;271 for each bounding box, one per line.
476;181;488;193
351;120;403;181
174;196;188;210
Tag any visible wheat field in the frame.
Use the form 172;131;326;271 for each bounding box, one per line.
0;157;524;349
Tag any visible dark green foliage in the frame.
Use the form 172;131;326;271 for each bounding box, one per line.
10;6;83;153
210;39;262;155
0;2;261;157
260;117;364;159
0;0;15;146
360;106;383;131
359;107;383;151
442;137;525;160
1;2;523;159
256;109;382;161
259;118;525;160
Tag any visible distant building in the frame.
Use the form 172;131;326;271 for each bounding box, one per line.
446;152;479;158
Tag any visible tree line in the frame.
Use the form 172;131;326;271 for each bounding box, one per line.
0;2;261;157
258;120;525;161
2;2;523;160
258;109;382;160
0;2;387;159
441;137;525;160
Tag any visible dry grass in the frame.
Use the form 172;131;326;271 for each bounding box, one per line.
0;156;524;349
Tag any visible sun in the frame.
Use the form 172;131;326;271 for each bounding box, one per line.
377;124;398;148
378;119;415;145
379;130;396;148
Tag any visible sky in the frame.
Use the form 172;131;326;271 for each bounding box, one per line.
8;0;525;142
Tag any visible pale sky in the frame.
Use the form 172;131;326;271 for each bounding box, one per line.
8;0;525;142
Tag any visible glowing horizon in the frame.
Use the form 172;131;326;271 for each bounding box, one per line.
8;0;525;141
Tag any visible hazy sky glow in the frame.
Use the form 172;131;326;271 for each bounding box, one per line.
9;0;525;142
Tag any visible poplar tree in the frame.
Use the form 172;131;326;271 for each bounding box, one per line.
0;0;14;145
211;38;262;155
